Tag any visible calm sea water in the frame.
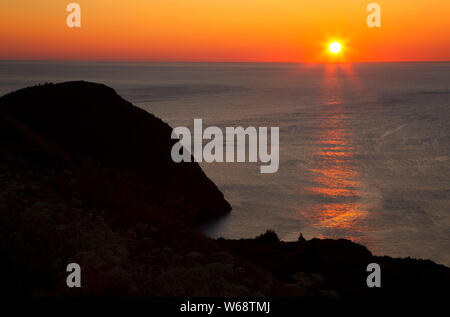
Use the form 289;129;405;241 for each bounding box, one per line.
1;61;449;266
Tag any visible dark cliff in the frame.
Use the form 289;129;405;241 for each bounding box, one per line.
0;81;231;224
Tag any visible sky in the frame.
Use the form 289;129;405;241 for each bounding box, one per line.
0;0;449;62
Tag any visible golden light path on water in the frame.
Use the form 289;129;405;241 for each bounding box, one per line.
298;63;369;241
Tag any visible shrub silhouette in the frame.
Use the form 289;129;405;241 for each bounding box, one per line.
255;230;280;243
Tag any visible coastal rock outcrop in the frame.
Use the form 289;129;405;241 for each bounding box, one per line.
0;82;231;224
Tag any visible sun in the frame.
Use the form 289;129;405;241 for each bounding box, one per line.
329;42;342;54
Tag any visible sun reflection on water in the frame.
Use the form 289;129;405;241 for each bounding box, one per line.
299;64;368;238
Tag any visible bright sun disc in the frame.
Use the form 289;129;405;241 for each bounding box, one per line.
329;42;342;54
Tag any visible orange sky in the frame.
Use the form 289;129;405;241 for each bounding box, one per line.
0;0;449;62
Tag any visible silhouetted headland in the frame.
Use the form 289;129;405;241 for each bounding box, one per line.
0;81;230;224
0;82;448;297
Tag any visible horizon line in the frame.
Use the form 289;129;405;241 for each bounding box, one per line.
1;59;449;64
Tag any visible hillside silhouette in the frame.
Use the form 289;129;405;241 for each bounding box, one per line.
0;81;230;224
0;82;448;297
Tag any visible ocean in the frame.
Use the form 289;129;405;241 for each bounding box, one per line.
1;61;449;266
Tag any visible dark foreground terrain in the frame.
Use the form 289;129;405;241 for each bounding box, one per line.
0;82;448;297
